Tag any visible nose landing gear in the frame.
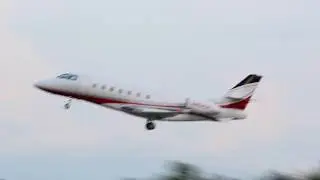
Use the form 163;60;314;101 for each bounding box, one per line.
64;99;72;109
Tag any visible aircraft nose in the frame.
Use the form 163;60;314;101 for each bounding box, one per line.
34;80;52;90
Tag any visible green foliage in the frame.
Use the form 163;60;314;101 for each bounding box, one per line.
160;161;202;180
157;161;239;180
305;170;320;180
257;171;299;180
128;161;320;180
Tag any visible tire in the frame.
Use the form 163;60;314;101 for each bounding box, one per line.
145;122;155;130
64;103;70;109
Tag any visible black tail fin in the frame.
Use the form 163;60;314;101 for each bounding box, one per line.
231;74;262;90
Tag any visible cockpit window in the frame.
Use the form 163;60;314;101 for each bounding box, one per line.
69;75;77;80
57;73;78;80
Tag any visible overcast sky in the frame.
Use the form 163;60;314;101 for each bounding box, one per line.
1;0;320;179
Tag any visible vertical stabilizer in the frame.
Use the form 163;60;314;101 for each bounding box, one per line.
218;74;262;110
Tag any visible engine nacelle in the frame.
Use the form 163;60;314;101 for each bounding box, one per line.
185;98;221;114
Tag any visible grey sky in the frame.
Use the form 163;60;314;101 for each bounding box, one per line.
1;0;320;179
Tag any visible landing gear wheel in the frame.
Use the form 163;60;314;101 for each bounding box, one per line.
145;122;156;130
64;103;71;109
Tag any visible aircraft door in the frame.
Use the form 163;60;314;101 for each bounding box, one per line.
77;75;91;96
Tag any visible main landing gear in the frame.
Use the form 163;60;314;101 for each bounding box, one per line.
145;120;156;130
64;99;72;109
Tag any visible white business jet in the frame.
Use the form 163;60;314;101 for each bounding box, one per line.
34;73;262;130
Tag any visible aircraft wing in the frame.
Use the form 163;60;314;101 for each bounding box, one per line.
121;106;188;120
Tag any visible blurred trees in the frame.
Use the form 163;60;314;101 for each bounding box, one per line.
126;161;320;180
157;161;240;180
160;161;202;180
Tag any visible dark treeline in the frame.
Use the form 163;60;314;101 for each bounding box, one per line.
124;161;320;180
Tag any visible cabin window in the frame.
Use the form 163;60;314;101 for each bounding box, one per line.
109;87;115;92
119;89;123;94
92;84;97;88
137;92;141;97
146;95;150;99
127;91;132;95
101;85;106;90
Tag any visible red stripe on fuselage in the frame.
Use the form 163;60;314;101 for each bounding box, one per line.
38;87;183;108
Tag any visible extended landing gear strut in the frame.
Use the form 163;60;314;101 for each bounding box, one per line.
145;120;156;130
64;99;72;109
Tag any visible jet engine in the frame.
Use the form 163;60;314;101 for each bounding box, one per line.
184;98;221;115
